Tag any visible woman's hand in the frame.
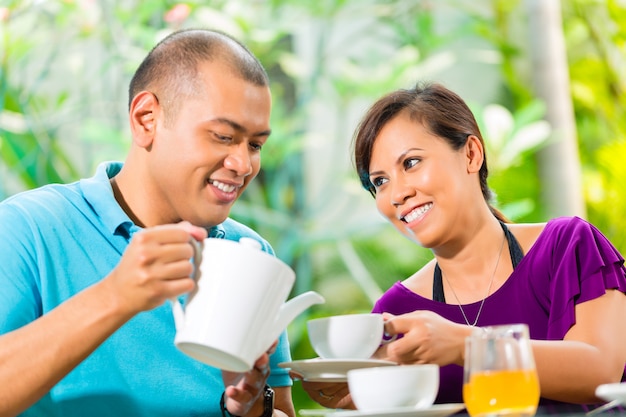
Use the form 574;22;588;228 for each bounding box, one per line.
375;311;471;367
293;373;354;410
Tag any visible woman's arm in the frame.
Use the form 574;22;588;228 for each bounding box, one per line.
531;289;626;403
374;290;626;404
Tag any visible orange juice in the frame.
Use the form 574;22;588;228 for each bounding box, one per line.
463;369;540;417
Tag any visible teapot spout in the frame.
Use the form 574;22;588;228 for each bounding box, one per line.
269;291;325;344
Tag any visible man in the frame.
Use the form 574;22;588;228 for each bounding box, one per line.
0;29;295;417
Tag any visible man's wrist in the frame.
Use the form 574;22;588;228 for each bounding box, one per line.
220;385;274;417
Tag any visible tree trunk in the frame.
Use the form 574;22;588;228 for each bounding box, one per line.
525;0;586;218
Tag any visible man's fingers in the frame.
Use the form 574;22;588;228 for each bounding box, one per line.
177;221;208;241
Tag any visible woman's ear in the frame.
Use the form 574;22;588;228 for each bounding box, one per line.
465;135;485;173
129;91;160;148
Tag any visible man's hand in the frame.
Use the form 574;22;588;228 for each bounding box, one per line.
103;221;207;314
222;342;278;417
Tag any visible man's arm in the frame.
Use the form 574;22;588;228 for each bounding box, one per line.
0;280;138;416
0;224;206;416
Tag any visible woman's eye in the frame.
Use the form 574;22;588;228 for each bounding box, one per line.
404;157;419;169
371;177;387;187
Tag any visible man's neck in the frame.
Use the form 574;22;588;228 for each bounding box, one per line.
109;175;146;228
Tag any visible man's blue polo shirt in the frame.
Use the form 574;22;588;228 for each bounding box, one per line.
0;162;292;416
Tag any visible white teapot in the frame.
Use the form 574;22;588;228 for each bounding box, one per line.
171;237;325;372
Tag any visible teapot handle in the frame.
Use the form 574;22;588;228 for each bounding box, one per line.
171;238;204;332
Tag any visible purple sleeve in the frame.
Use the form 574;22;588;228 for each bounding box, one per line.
544;217;626;339
372;283;402;314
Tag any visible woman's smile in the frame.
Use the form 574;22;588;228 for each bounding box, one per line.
401;202;433;224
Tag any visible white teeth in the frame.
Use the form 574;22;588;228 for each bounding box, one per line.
402;203;433;223
210;180;237;193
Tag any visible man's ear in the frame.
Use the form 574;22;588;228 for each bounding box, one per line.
466;135;485;173
129;91;160;148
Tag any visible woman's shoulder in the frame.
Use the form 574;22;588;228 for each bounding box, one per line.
506;220;546;253
402;258;437;297
374;260;439;315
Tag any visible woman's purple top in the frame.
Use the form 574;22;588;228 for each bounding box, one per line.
372;216;626;407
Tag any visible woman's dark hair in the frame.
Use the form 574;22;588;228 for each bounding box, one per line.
353;82;507;222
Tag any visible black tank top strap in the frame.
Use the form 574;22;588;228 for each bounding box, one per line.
433;264;445;302
432;221;524;303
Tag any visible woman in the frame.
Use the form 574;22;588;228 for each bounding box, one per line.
300;82;626;412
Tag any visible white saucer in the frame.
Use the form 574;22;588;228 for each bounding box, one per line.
278;358;397;382
323;403;465;417
596;382;626;404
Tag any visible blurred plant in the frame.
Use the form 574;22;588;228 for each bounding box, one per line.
562;0;626;255
585;140;626;251
0;0;135;198
0;2;78;198
479;102;550;172
472;100;551;220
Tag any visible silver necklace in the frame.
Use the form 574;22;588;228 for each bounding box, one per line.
442;232;506;327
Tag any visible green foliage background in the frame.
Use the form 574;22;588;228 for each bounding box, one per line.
1;0;625;411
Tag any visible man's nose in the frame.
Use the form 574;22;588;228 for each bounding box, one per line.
224;143;253;176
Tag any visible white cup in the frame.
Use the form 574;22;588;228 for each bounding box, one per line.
348;364;440;411
172;237;325;372
307;313;388;359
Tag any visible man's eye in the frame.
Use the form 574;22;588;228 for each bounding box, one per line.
213;132;232;142
249;142;263;151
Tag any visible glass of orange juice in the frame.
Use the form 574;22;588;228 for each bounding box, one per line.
463;324;540;417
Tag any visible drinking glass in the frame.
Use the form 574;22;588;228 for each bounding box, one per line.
463;324;540;417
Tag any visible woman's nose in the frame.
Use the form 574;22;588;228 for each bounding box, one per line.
391;179;416;207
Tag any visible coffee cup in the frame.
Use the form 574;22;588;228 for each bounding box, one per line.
307;313;390;359
171;237;325;372
348;364;439;411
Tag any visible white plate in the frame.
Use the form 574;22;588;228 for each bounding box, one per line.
278;358;397;382
596;382;626;404
323;403;466;417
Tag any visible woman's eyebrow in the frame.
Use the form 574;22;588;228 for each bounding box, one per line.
369;147;423;177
